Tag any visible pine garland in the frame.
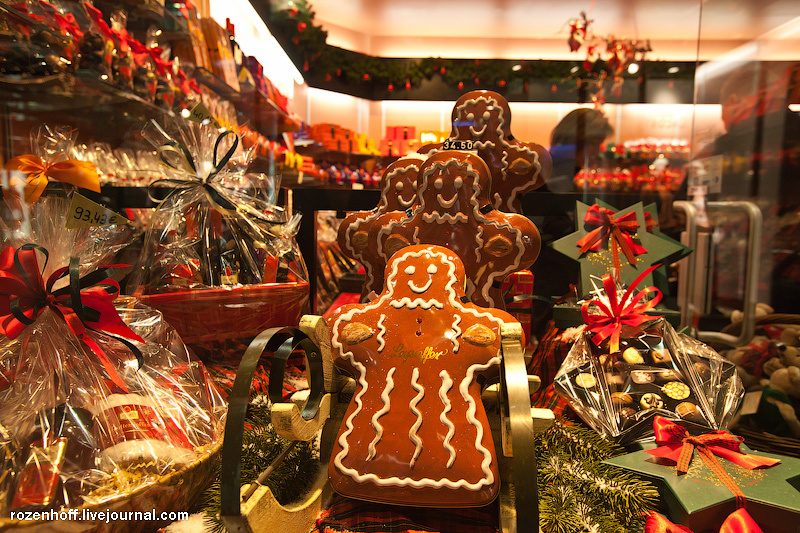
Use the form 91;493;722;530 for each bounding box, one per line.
537;421;659;533
197;394;321;533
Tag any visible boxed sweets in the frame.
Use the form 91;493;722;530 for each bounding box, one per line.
554;267;743;444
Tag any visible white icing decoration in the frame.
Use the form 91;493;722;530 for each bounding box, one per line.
469;123;487;137
389;298;443;309
408;367;425;467
450;314;462;353
475;226;484;263
398;195;415;209
438;370;456;468
405;265;416;275
408;277;433;294
459;357;501;486
437;193;458;208
367;367;395;461
422;212;468;224
376;314;387;353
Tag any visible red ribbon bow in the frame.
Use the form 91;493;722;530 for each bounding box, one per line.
0;244;144;393
646;509;763;533
581;264;662;353
647;416;781;509
576;204;648;276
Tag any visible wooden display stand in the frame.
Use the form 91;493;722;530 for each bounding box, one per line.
219;318;554;533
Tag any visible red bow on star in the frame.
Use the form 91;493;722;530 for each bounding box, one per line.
0;244;144;392
646;508;763;533
647;416;780;508
581;264;662;353
576;204;648;276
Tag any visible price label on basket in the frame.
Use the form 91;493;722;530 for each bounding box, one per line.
65;194;131;229
185;103;221;128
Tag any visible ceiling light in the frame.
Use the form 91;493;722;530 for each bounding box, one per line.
627;62;640;74
668;66;680;74
511;64;522;72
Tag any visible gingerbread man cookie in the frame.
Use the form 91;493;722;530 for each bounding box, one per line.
422;91;552;213
377;150;540;308
327;244;519;507
338;155;425;299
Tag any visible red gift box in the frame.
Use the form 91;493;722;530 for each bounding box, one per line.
501;270;534;343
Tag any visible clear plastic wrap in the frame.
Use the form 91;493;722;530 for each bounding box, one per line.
129;118;308;357
0;198;225;518
554;270;743;445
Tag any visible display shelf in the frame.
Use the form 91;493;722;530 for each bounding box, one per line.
295;142;394;166
234;85;302;136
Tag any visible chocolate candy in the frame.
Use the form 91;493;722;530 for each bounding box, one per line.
575;373;597;389
630;370;655;384
640;393;664;409
650;348;672;365
676;402;703;422
622;347;644;365
661;381;690;400
610;392;633;407
617;407;637;428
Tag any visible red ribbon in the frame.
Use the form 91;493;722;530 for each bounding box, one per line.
645;508;763;533
0;245;144;393
581;264;662;353
647;416;780;509
577;204;648;276
644;211;658;233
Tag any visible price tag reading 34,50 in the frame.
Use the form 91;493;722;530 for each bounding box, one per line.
65;194;131;229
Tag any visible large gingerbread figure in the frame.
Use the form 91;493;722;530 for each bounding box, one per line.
337;155;425;299
422;90;552;213
327;244;519;507
377;150;540;309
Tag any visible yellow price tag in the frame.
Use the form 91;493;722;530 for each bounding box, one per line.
65;194;131;229
186;103;221;128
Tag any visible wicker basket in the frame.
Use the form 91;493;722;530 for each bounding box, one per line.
0;439;222;533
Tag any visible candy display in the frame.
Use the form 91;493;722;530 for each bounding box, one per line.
554;268;743;444
375;150;541;309
326;244;518;507
0;198;225;523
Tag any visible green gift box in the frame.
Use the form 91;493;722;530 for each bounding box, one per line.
552;302;681;329
604;444;800;533
551;201;686;297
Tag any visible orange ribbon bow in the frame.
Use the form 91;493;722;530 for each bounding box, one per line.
648;416;780;509
581;264;662;353
576;204;648;277
4;153;100;204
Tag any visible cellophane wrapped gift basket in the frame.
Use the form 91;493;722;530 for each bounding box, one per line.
554;267;743;445
0;197;226;532
129;118;309;363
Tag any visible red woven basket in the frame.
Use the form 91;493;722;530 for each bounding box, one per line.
137;282;309;344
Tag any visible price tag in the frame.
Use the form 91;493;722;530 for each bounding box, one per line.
442;139;475;151
186;103;221;128
738;390;762;416
65;194;131;229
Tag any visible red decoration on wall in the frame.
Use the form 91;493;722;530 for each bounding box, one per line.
297;21;307;32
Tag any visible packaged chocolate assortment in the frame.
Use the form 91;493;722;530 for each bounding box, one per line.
0;198;225;517
554;269;743;444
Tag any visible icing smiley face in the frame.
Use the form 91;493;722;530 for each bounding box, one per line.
327;244;517;507
451;91;510;142
378;150;541;308
337;155;425;299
